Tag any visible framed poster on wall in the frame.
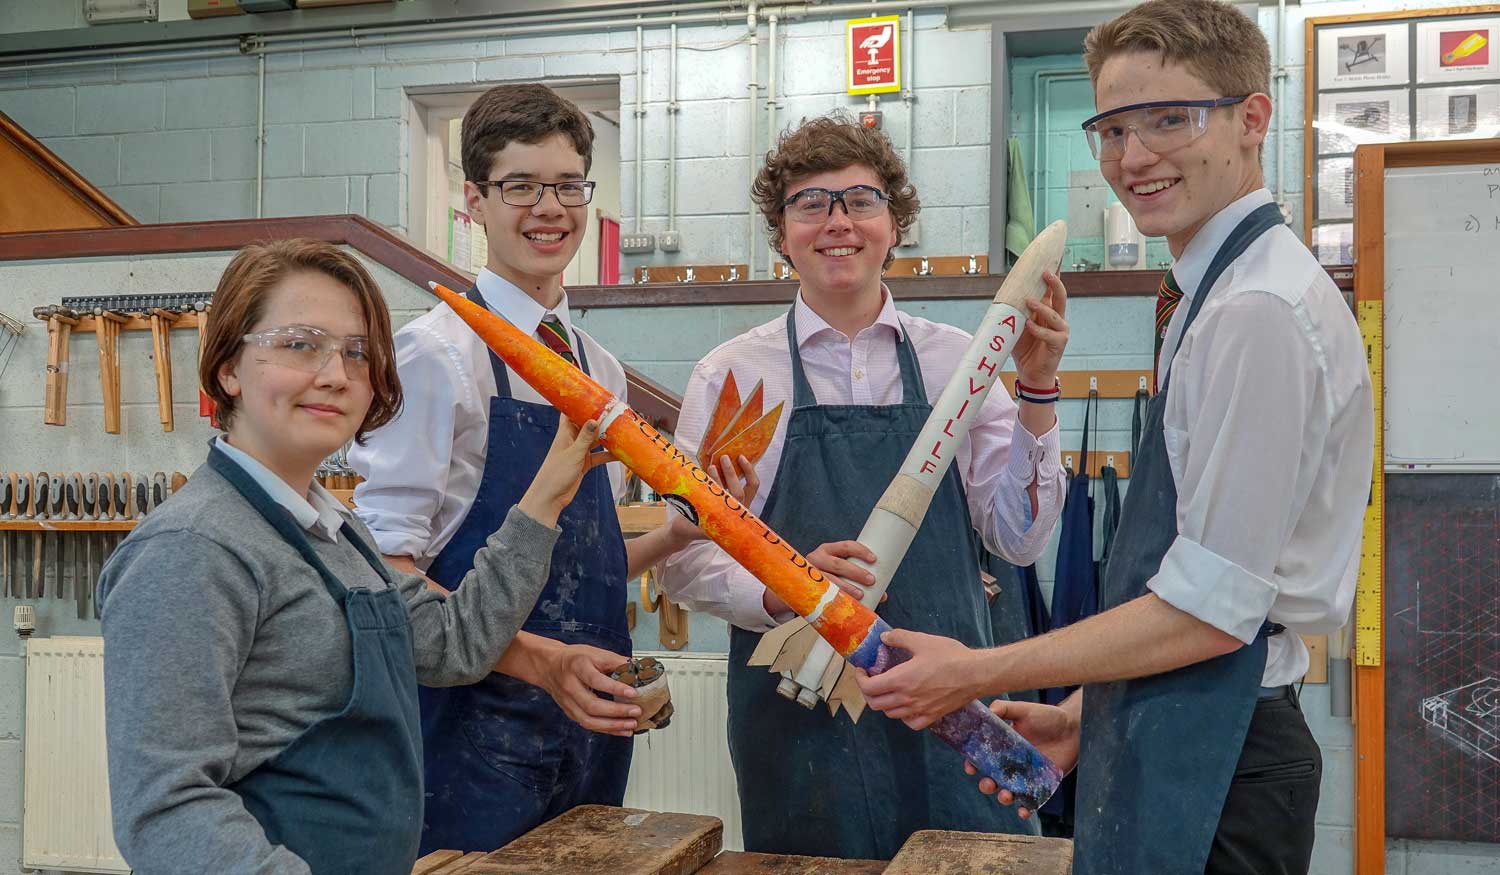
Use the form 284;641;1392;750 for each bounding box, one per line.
1304;5;1500;264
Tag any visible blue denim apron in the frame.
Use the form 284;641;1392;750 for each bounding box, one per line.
1073;202;1288;874
210;446;425;875
726;307;1033;860
417;289;632;854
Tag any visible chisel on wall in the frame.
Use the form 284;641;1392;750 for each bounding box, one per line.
0;474;12;599
47;474;64;599
30;473;47;600
14;474;30;600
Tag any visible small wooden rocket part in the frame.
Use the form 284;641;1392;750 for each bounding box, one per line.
698;376;781;474
610;657;673;734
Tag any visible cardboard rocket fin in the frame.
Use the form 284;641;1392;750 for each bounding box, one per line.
769;622;822;675
828;662;867;723
748;615;804;667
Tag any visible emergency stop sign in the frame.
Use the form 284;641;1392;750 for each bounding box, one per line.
846;15;902;95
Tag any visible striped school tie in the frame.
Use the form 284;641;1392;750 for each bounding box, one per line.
1153;269;1183;393
537;315;578;367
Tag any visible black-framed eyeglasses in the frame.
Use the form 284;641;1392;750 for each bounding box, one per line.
782;185;890;224
472;179;596;207
1081;96;1250;161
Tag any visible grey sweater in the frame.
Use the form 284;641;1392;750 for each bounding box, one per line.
98;462;559;875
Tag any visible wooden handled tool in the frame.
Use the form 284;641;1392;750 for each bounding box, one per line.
94;307;128;435
37;306;80;427
64;474;80;602
30;472;47;599
14;474;30;600
149;308;180;433
134;476;148;520
151;472;167;513
0;474;12;599
46;474;64;598
81;474;97;610
196;300;215;420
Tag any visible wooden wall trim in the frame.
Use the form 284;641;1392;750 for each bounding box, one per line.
0;215;1356;305
0;110;136;227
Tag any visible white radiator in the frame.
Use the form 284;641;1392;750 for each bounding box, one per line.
623;652;743;851
22;635;129;874
19;640;741;868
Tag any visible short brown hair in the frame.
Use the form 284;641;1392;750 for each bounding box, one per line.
752;113;919;270
1084;0;1271;99
461;83;595;184
199;239;402;444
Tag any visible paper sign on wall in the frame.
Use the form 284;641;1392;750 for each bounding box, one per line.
847;15;902;95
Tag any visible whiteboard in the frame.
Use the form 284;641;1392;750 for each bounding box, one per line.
1384;160;1500;467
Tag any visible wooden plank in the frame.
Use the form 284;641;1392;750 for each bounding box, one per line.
1059;450;1130;480
999;369;1151;400
888;254;990;277
412;850;464;875
634;264;750;284
468;805;722;875
885;830;1072;875
697;851;886;874
431;852;489;874
0;521;137;532
1356;664;1385;875
1302;634;1328;684
618;502;668;534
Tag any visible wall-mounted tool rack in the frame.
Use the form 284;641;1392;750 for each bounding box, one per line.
35;292;213;433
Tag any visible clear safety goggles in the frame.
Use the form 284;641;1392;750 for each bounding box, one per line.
242;326;371;378
1082;96;1249;161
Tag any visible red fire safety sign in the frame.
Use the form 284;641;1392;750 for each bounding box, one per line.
846;15;902;95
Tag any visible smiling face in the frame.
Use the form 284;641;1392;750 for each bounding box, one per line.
1094;50;1269;256
779;164;899;307
466;132;589;304
217;271;373;484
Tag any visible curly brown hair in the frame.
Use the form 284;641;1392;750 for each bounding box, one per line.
200;239;402;445
461;83;595;183
752;113;919;271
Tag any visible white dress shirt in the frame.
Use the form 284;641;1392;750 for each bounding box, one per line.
1151;189;1374;686
349;268;626;564
657;289;1066;632
215;436;349;544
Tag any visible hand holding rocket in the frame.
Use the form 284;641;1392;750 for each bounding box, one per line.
425;280;1065;813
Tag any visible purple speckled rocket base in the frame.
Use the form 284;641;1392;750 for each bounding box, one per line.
849;617;1065;812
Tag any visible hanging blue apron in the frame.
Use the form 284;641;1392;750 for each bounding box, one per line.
417;289;632;854
209;446;425;875
1073;202;1288;875
726;307;1034;860
1038;389;1102;828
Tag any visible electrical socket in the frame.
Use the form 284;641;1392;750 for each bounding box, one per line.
900;219;920;247
620;234;656;254
659;230;682;252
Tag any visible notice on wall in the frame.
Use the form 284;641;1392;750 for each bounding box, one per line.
846;15;901;96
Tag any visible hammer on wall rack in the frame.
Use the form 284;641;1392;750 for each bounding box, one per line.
34;306;80;426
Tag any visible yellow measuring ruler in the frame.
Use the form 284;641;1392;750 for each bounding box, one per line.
1355;299;1383;667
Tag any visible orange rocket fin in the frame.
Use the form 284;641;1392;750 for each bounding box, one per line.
707;401;784;470
697;371;742;470
705;379;765;463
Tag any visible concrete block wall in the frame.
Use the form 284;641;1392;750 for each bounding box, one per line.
0;10;988;278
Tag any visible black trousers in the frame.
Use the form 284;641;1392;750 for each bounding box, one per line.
1205;686;1323;875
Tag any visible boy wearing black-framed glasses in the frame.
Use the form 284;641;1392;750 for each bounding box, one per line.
854;2;1373;873
349;82;751;855
655;113;1072;859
